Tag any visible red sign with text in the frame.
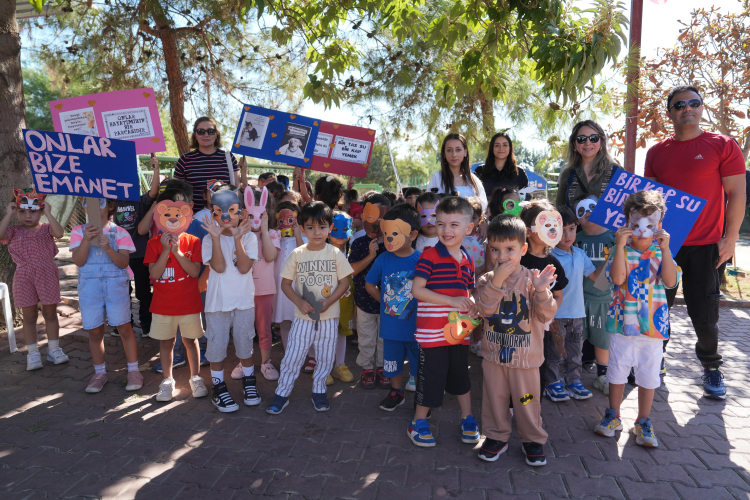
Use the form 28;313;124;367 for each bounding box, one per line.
308;121;376;177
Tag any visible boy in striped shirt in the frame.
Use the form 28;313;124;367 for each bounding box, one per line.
408;196;481;448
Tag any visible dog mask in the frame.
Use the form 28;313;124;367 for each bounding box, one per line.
330;213;352;240
575;197;597;219
531;210;563;247
14;188;46;210
363;203;387;239
349;202;363;220
382;219;412;252
245;186;268;232
417;203;437;227
629;209;662;239
153;201;193;235
210;188;242;227
277;208;297;237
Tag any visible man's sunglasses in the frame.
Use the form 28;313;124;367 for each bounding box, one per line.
195;128;217;136
575;134;601;144
669;99;702;112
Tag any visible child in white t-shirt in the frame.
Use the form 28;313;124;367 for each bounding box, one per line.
415;191;440;253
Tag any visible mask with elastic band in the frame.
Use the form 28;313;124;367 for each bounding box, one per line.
330;213;353;240
382;218;412;252
14;188;46;210
277;208;297;237
363;202;387;239
531;210;563;247
417;202;437;227
575;197;597;220
503;199;522;217
210;188;242;228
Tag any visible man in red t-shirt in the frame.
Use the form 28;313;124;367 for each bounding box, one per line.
644;85;746;400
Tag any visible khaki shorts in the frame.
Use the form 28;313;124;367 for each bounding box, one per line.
150;313;204;340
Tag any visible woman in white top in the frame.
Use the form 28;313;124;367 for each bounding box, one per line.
427;133;488;211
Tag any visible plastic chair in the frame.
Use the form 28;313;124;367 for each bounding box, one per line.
0;283;17;353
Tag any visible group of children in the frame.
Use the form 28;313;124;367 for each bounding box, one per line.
1;163;680;466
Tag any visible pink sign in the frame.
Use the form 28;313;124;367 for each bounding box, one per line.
309;121;376;177
49;88;166;155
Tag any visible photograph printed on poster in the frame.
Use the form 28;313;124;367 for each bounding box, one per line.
59;108;98;136
238;112;269;149
279;123;311;159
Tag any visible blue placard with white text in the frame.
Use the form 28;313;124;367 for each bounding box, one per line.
23;129;140;201
230;105;321;168
588;169;705;255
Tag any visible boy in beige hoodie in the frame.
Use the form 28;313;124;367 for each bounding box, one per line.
475;214;558;466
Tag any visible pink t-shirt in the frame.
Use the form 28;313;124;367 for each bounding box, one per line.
252;229;281;296
70;222;136;276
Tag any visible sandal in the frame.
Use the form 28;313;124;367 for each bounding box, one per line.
302;356;317;373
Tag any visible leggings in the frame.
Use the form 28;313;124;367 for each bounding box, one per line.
254;294;275;351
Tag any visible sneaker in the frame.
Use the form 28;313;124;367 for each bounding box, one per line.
140;328;150;339
659;357;667;375
110;327;120;337
379;389;405;411
125;371;143;391
592;374;609;396
460;415;480;443
85;373;108;393
594;408;623;437
266;394;289;415
242;375;261;406
702;368;726;400
199;348;209;367
566;382;593;400
26;351;43;371
211;381;239;413
582;360;596;372
469;341;482;357
633;417;659;447
522;442;547;466
153;352;187;374
627;368;636;387
405;375;416;392
47;347;69;365
302;356;317;373
311;392;330;412
231;362;244;380
332;363;354;382
190;375;208;398
360;369;375;389
156;378;176;402
478;438;508;462
543;382;570;402
260;360;280;381
408;419;436;447
376;367;391;389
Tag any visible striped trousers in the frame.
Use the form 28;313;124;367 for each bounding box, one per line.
276;317;339;397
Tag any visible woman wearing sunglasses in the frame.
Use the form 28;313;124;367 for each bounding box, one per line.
174;117;245;214
556;120;620;209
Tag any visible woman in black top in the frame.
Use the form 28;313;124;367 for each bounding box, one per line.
475;132;529;198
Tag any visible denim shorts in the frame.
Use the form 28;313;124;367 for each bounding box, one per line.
78;276;131;330
382;339;420;378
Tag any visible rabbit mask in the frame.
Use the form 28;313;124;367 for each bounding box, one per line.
244;186;268;232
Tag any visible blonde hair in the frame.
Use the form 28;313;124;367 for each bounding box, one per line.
564;120;615;178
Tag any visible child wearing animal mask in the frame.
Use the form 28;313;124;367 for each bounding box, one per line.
272;200;306;353
474;214;558;465
574;196;616;395
348;200;365;242
487;187;522;220
1;188;67;371
595;190;679;449
267;202;354;414
200;184;259;412
326;212;356;384
519;200;569;391
415;191;440;253
548;206;603;402
348;193;392;389
70;197;141;394
145;189;206;402
364;203;421;409
408;196;481;449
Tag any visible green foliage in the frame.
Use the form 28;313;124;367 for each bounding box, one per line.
22;68;61;131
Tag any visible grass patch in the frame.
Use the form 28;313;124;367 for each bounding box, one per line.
27;421;50;433
721;267;750;301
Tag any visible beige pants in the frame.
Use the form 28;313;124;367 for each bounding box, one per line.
481;359;547;444
355;308;384;370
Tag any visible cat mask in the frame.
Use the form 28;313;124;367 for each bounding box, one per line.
417;202;437;227
531;210;563;247
14;188;46;210
330;213;353;239
210;188;242;227
629;209;662;239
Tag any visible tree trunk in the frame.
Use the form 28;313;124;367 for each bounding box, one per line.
478;92;495;146
0;0;31;328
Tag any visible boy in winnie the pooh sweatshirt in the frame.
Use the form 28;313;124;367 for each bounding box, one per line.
475;215;558;466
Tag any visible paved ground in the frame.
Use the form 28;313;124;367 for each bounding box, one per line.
1;303;750;500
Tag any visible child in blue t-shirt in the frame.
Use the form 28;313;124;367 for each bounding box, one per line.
365;203;421;410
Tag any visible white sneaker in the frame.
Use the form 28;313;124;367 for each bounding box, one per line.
231;362;244;380
405;375;416;392
593;374;609;396
190;375;208;398
27;351;43;371
156;378;176;402
47;347;69;365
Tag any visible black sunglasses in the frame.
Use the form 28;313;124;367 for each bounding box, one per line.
668;98;702;112
195;128;217;136
575;134;601;144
